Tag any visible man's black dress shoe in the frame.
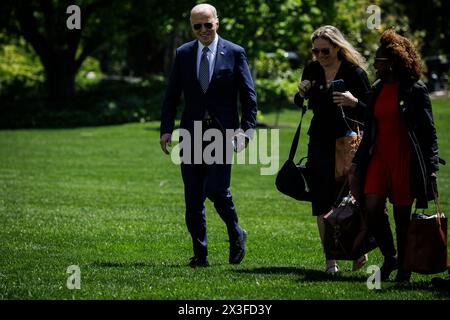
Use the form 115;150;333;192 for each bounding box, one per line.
188;256;209;268
229;230;247;264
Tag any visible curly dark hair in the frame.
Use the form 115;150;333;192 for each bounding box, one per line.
379;29;422;81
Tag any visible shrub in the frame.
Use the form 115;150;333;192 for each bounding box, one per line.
0;75;166;128
0;42;44;99
255;50;301;112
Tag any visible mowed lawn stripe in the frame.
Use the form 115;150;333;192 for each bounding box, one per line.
0;98;449;299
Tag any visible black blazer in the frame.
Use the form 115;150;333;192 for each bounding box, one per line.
294;60;371;141
160;37;257;135
293;59;371;216
353;79;440;208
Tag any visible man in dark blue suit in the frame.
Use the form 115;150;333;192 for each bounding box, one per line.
160;4;257;267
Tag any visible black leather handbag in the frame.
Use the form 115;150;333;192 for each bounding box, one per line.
323;194;377;260
275;106;311;202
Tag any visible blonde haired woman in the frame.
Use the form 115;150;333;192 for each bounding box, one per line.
294;25;371;274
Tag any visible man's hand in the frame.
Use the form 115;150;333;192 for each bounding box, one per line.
232;132;249;153
160;133;172;155
333;91;358;108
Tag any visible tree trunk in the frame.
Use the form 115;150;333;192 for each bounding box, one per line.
164;28;182;77
43;54;77;105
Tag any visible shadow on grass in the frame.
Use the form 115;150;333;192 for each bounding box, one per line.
90;260;184;268
378;279;450;297
233;266;367;282
235;267;450;298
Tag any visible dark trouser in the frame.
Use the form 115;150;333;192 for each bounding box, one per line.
180;121;242;258
181;163;242;258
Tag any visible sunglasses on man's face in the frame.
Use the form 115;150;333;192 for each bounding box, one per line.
311;48;331;56
193;23;213;30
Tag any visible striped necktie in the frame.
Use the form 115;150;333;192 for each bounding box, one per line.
199;47;210;93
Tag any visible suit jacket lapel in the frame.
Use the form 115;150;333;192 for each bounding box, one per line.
190;40;199;80
209;37;226;90
188;40;206;94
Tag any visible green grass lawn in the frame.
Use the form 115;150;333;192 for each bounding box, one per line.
0;98;449;300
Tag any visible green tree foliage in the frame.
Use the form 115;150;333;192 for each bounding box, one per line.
0;0;448;126
0;35;44;98
0;0;129;102
215;0;322;61
380;0;450;56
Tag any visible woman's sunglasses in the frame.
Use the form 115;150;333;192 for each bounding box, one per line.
193;23;213;30
311;48;331;56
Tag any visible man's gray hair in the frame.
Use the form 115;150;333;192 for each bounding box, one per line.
190;3;218;21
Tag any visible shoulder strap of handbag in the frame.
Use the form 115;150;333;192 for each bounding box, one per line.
288;105;307;161
333;180;349;207
431;180;444;220
339;106;364;132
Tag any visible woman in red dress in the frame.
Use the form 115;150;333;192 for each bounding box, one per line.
350;30;440;282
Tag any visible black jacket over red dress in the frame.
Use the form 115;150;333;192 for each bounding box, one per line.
353;79;440;209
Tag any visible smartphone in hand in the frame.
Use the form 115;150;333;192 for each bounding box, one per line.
331;79;346;92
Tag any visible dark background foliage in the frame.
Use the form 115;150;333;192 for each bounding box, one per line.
0;0;448;128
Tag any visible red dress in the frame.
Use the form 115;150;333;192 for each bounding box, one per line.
364;83;413;206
